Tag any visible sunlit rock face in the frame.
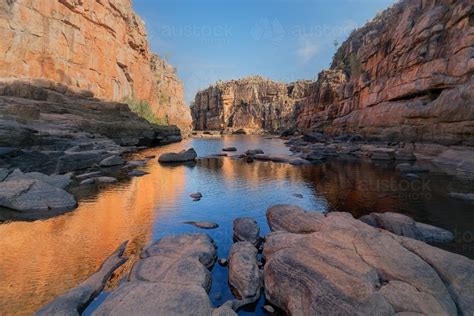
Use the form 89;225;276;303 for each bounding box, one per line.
296;0;474;145
190;77;311;134
0;0;192;131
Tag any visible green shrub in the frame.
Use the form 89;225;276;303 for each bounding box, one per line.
122;96;167;125
349;53;361;77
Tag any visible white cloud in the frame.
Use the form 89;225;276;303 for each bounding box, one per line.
296;40;320;63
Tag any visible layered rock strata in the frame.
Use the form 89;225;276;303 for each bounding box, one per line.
0;0;192;130
0;80;181;174
191;77;310;134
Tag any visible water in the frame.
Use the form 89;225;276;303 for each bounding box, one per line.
0;135;472;315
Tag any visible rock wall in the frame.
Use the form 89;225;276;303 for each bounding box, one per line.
0;0;191;130
296;0;474;145
191;76;310;134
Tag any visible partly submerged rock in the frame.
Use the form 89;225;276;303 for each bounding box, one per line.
222;147;237;152
0;178;77;212
263;206;474;315
99;155;125;167
158;148;197;163
228;242;261;302
233;217;260;246
128;170;148;177
359;212;454;242
245;149;264;156
183;221;219;229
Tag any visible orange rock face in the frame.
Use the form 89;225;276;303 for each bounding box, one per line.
296;0;474;145
0;0;191;131
191;76;311;134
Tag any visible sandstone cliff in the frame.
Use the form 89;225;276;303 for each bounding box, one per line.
296;0;473;145
191;0;473;145
191;76;310;134
0;0;192;130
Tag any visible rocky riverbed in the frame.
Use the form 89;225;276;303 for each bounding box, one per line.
38;204;474;315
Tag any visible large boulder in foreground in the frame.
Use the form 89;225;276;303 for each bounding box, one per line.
228;242;261;302
158;148;197;163
264;205;474;315
360;212;454;242
0;178;77;212
94;234;236;315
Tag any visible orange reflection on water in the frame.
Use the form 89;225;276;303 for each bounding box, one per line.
0;159;186;316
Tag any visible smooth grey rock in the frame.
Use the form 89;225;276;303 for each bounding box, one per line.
95;177;117;183
449;192;474;201
99;155;125;167
35;242;128;316
124;160;147;168
233;217;260;246
228;242;261;301
80;178;96;185
359;212;454;242
245;149;264;156
0;179;77;212
56;151;108;173
0;168;9;182
158;148;197;163
183;221;219;229
128;170;148;177
6;169;71;189
396;163;429;173
75;171;102;180
289;158;311;165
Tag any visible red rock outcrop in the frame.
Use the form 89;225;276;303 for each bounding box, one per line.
0;0;191;130
191;76;310;134
296;0;474;145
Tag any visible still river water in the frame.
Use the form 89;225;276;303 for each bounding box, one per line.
0;135;473;315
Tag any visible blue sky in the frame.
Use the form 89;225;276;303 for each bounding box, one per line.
133;0;395;103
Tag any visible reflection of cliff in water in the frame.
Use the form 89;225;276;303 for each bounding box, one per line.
0;162;187;315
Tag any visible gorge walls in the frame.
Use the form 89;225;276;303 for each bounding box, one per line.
0;0;191;130
191;0;473;146
296;0;473;145
191;76;310;134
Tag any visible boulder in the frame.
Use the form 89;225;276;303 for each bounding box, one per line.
128;170;148;177
245;149;264;156
228;242;261;302
233;217;260;246
0;168;9;182
0;179;76;212
93;234;233;315
183;221;219;229
396;163;429;173
6;169;71;189
159;148;197;163
263;206;474;315
449;193;474;202
266;204;325;233
99;155;125;167
289;158;311;165
359;212;454;242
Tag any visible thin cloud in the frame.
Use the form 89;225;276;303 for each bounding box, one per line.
296;40;320;63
